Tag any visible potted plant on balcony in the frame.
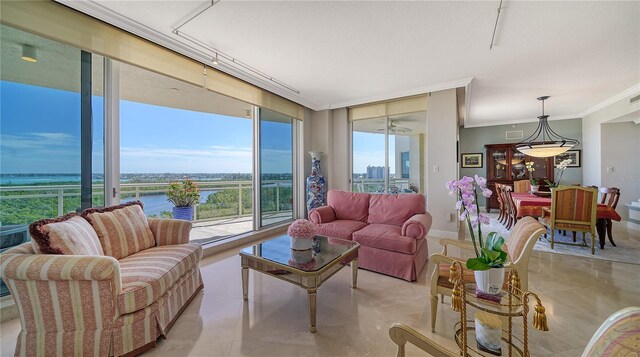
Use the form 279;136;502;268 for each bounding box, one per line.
447;176;508;295
166;179;200;221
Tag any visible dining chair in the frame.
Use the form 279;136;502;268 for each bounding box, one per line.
539;186;598;254
599;187;620;246
429;217;545;332
513;180;530;193
495;183;506;225
501;185;517;229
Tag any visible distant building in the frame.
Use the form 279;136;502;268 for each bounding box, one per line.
367;166;385;179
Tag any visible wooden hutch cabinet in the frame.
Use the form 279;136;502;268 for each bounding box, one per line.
484;143;554;212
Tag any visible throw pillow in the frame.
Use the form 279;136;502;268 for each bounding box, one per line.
29;212;104;255
82;201;156;259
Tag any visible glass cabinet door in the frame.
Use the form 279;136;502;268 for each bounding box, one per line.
490;148;508;179
511;149;527;180
527;157;550;182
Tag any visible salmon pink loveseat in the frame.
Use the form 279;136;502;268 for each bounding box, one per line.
309;190;432;281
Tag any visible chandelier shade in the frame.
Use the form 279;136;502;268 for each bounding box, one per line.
515;96;579;158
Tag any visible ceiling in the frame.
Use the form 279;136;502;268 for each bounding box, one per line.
60;1;640;126
1;24;253;119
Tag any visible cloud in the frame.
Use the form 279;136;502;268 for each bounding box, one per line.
1;133;78;150
121;146;252;160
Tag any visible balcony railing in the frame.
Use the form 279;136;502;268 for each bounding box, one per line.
0;180;292;226
352;178;412;193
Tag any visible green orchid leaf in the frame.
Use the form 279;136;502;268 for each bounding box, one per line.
481;247;499;261
466;258;490;271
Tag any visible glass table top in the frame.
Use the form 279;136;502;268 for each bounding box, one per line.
240;235;358;272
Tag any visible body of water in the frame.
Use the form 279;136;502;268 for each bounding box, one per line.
0;174;82;185
123;190;217;216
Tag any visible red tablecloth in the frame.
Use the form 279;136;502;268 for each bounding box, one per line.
511;193;621;221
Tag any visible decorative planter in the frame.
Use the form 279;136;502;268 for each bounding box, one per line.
474;267;505;295
172;206;194;221
474;311;503;356
306;151;327;212
530;185;539;193
290;237;313;251
290;248;313;264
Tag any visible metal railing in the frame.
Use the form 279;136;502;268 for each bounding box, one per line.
351;178;412;193
0;180;293;225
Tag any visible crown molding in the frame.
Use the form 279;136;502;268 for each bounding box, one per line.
55;0;322;111
462;114;581;129
323;78;474;110
578;83;640;118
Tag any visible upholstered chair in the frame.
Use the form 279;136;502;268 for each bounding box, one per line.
539;186;598;254
429;217;545;332
513;180;531;193
582;306;640;356
390;307;640;357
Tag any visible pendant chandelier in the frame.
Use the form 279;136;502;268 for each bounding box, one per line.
515;96;579;158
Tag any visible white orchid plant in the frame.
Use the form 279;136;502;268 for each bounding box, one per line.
446;175;508;271
545;158;572;187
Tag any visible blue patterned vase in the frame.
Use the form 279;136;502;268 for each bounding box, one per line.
172;206;194;221
306;151;327;212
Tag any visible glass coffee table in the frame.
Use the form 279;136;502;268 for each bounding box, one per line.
240;235;359;332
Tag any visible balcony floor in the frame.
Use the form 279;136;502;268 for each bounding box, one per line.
190;212;292;243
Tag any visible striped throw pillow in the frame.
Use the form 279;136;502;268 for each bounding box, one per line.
82;201;156;259
29;212;104;255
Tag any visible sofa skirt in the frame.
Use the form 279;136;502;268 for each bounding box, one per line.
112;266;204;357
357;238;429;281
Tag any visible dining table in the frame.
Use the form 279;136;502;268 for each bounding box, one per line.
511;192;622;249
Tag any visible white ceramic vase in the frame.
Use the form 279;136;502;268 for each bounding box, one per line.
474;267;505;295
530;185;539;193
474;311;503;355
290;237;313;251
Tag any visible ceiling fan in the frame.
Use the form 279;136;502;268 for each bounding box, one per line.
377;120;412;134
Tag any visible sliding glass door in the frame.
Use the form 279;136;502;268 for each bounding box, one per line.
352;117;387;193
258;108;294;227
0;25;104;296
352;112;426;194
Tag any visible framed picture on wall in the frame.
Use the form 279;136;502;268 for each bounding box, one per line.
554;150;581;167
461;153;483;168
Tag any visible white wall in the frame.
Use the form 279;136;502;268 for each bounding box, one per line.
601;122;640;221
426;89;459;237
582;93;640;187
410;134;425;192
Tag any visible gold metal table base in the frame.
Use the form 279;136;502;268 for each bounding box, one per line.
240;256;359;333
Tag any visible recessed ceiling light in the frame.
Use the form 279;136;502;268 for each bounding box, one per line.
21;44;37;63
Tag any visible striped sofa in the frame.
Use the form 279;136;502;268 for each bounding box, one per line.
0;202;204;356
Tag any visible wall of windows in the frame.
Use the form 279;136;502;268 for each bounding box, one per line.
0;23;301;260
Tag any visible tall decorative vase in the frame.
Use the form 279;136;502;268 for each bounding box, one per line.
172;206;194;221
306;151;327;212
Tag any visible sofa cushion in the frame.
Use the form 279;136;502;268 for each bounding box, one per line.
367;193;426;226
328;190;370;222
352;223;418;255
82;201;155;260
314;220;368;240
29;212;104;255
117;243;202;314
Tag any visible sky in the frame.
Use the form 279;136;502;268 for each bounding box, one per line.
1;80;389;176
1;80;293;174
